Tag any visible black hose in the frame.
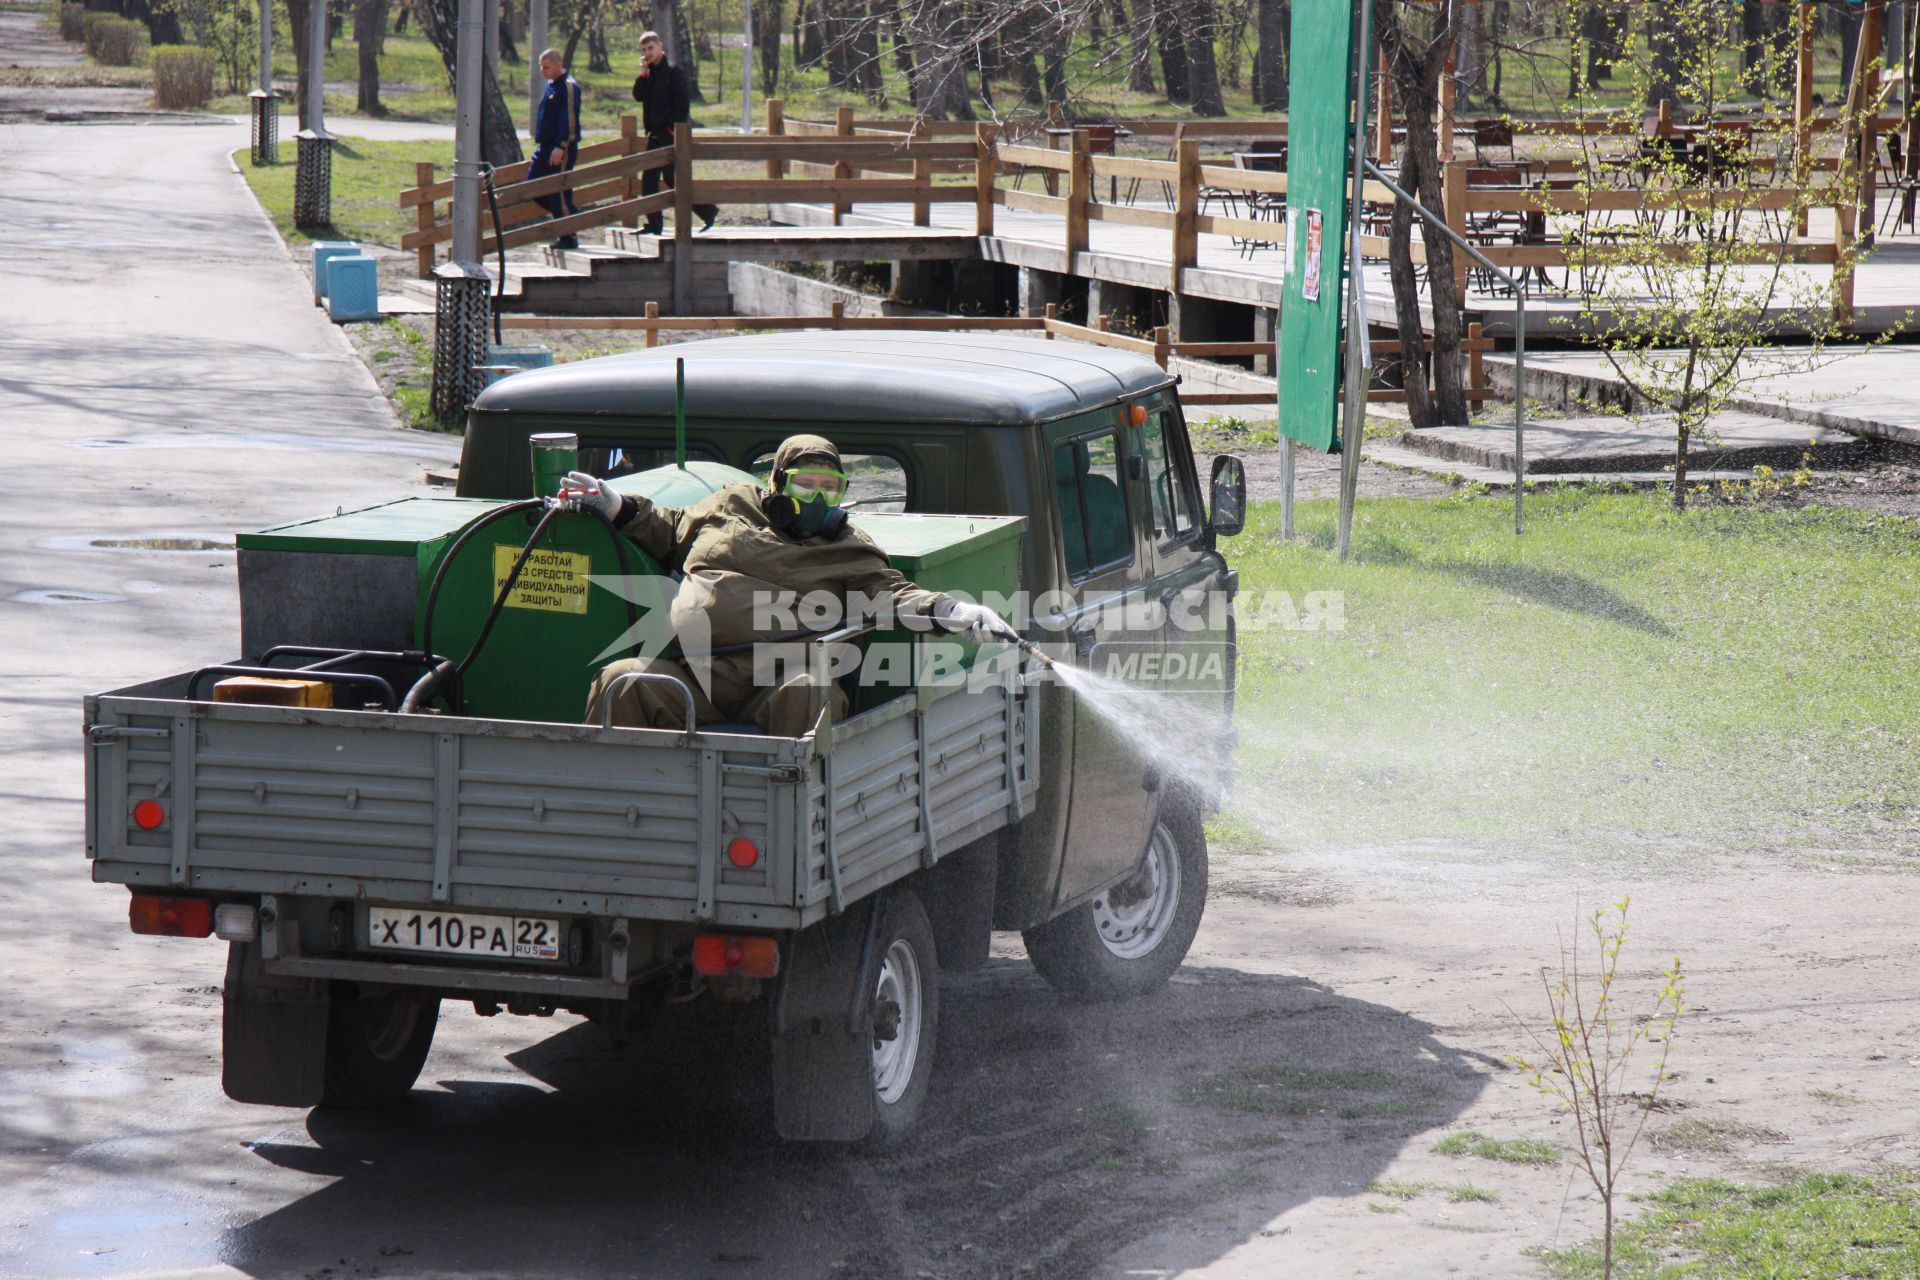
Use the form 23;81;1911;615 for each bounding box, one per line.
404;498;543;714
480;162;506;346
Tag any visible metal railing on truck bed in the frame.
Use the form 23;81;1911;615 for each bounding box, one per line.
84;663;1036;936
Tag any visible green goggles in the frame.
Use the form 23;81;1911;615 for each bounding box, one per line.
783;467;848;505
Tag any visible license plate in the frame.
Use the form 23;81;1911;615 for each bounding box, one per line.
367;907;561;961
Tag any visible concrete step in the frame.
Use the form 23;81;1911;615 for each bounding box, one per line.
1397;412;1865;475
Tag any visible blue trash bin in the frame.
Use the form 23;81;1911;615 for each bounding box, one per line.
325;255;380;323
484;344;555;385
311;241;359;304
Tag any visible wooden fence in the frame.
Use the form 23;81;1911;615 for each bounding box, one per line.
399;100;1866;316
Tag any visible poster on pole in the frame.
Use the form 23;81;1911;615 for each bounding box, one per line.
1276;0;1366;454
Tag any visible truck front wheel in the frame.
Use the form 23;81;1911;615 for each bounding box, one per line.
1023;808;1207;1001
319;986;440;1108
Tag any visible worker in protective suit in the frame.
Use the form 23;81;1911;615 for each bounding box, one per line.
564;434;1010;736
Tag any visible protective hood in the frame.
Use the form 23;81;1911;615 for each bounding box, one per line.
771;434;842;478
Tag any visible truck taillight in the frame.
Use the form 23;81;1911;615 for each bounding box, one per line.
692;933;780;979
129;894;213;938
132;799;166;830
726;837;760;869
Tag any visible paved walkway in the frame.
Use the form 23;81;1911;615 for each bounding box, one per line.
0;116;458;1280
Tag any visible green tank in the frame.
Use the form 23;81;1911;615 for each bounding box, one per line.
421;461;756;721
237;462;1026;726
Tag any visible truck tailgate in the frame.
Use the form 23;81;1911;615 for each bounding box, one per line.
85;669;1034;931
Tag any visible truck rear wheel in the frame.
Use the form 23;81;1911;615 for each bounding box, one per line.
860;889;940;1149
1023;808;1207;1002
319;986;440;1109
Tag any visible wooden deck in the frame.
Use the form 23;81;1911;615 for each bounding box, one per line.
770;197;1920;340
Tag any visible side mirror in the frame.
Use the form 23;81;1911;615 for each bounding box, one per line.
1209;454;1246;538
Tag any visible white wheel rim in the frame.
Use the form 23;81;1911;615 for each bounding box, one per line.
1090;824;1181;961
871;936;923;1106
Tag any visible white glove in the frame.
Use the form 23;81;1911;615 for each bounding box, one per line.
562;470;623;521
940;599;1014;645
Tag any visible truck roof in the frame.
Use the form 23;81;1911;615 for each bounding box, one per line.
471;331;1176;426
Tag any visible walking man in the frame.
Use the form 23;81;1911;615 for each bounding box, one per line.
632;30;718;235
530;49;583;250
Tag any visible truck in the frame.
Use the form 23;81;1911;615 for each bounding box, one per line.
83;332;1246;1144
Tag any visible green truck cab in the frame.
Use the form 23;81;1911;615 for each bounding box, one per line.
84;332;1245;1144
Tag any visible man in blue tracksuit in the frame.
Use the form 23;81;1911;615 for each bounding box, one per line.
529;50;583;249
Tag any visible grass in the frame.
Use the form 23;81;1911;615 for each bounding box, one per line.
1433;1130;1561;1166
1227;490;1920;853
1647;1116;1788;1154
1367;1179;1431;1201
237;138;452;250
1544;1173;1920;1279
1446;1183;1500;1204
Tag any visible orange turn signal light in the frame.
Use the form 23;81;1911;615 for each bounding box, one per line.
132;799;166;830
726;837;760;869
1129;403;1149;426
691;933;780;979
129;894;213;938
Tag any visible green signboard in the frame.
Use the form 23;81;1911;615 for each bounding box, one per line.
1277;0;1365;454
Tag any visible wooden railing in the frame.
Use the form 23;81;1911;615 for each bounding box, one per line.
494;302;1493;404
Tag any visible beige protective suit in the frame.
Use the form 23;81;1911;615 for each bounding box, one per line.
586;436;949;736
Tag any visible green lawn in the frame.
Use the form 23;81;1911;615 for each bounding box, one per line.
1223;489;1920;854
240;138;451;249
1546;1174;1920;1279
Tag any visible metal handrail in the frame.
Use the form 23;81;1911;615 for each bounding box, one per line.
597;670;697;731
1363;159;1528;535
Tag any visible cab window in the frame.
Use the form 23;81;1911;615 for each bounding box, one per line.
579;440;721;478
748;448;911;512
1053;431;1132;579
1141;409;1198;542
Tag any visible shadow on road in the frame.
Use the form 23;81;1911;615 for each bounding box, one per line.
223;957;1492;1278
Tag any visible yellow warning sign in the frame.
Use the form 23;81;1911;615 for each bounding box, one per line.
492;545;591;614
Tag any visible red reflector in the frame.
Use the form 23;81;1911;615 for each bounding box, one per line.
132;799;166;830
129;894;213;938
726;837;760;869
691;933;780;979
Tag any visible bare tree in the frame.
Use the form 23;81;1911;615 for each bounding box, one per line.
357;0;389;114
414;0;525;164
1252;0;1287;109
1184;0;1227;113
1375;0;1468;428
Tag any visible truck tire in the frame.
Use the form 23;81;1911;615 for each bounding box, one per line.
860;889;940;1149
319;986;440;1109
1022;806;1207;1002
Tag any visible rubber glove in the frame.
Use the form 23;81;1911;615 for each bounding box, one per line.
562;471;623;521
940;599;1015;645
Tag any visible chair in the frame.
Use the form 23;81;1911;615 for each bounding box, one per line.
1880;133;1920;235
1472;120;1516;166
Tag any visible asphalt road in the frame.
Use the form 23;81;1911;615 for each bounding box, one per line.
0;118;880;1280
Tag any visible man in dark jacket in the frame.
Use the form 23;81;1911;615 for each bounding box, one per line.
529;49;583;249
631;30;718;236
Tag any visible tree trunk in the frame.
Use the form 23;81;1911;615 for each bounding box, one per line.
1126;0;1156;92
655;0;704;101
1155;0;1190;102
1647;3;1678;106
796;0;822;68
1253;0;1287;110
586;20;610;73
905;0;972;118
289;0;313;130
497;0;517;66
758;0;783;95
851;0;882;97
356;0;388;114
1672;413;1692;508
1377;0;1466;429
418;0;524;164
1184;0;1227;114
1583;1;1615;89
561;21;583;69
